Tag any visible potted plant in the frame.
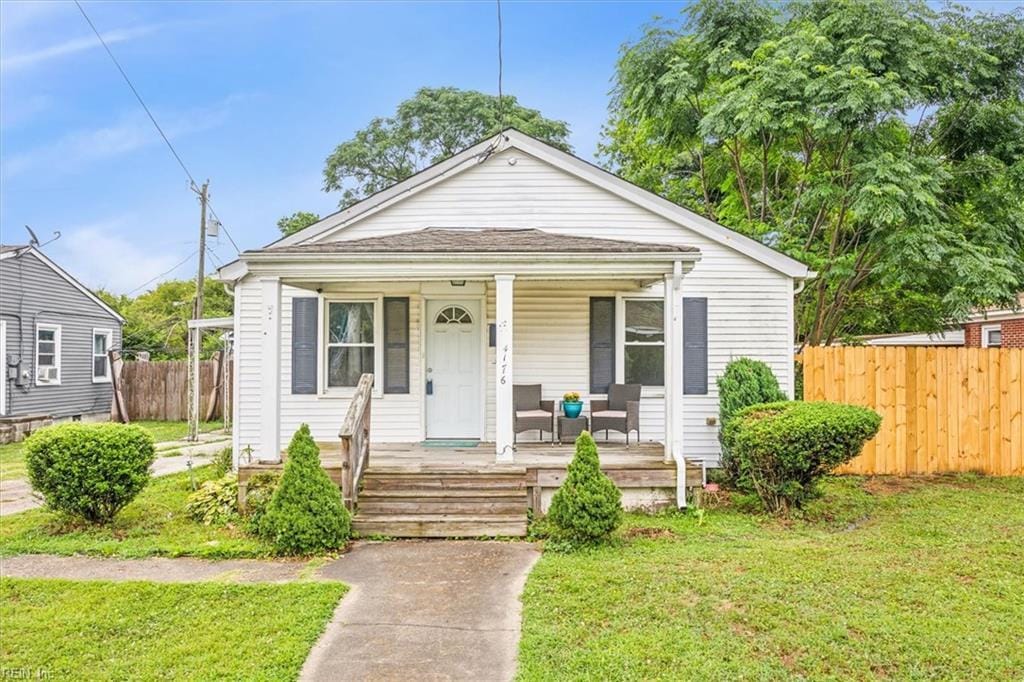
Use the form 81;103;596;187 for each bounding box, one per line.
562;392;583;418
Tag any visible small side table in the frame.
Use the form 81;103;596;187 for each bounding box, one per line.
557;414;589;444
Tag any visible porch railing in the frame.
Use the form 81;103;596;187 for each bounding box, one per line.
339;373;373;511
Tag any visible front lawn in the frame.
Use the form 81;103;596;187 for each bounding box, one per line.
0;465;273;559
0;420;224;482
0;578;345;680
518;475;1024;680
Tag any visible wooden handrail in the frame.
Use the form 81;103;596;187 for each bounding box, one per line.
339;373;373;511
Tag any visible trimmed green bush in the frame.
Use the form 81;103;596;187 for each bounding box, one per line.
547;431;622;545
256;424;350;555
717;358;787;483
243;472;281;531
185;474;239;526
722;401;882;514
24;422;156;523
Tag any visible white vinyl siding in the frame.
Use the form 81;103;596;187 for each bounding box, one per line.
232;148;795;465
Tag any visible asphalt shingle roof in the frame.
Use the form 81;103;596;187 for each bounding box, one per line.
263;228;697;255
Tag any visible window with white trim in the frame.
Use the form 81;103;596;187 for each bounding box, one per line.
622;298;664;386
981;324;1002;348
325;301;376;388
36;324;61;385
93;329;113;382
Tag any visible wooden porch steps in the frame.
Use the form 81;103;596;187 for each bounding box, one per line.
352;469;529;538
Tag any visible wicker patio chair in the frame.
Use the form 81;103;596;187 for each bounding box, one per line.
513;384;555;443
591;383;641;444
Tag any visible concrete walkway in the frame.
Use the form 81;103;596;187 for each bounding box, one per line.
0;553;306;583
301;540;541;682
0;436;228;517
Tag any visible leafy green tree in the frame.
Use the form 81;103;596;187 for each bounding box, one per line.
101;279;233;360
277;211;321;237
604;0;1024;344
323;86;572;208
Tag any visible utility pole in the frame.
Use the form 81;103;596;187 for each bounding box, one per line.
187;180;209;443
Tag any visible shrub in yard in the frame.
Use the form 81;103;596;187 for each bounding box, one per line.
212;447;233;477
185;474;239;526
256;424;350;555
717;358;787;484
547;431;622;545
24;422;156;524
721;401;882;514
243;472;281;531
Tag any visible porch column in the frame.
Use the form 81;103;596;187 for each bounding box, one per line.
259;277;282;463
665;263;685;462
495;274;515;462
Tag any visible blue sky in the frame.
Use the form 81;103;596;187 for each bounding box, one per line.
1;1;1016;294
1;0;684;293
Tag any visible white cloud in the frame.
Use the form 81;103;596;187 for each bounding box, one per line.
45;221;194;294
1;24;159;72
1;97;240;179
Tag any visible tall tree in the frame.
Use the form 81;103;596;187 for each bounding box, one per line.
277;211;321;237
604;0;1024;345
99;280;234;360
323;87;572;208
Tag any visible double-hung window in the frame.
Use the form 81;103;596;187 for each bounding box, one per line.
36;323;61;385
981;324;1002;348
622;298;664;387
93;329;113;382
325;301;376;388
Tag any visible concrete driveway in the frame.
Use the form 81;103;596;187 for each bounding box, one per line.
301;540;541;682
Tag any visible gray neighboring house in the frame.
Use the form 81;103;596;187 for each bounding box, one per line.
0;245;124;441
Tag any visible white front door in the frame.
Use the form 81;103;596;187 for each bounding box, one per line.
426;299;482;439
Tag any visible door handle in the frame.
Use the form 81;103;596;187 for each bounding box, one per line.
426;379;434;395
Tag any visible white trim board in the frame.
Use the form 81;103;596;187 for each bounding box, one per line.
257;129;811;280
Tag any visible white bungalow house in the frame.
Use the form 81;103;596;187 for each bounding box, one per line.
218;129;811;536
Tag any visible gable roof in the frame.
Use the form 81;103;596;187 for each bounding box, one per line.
0;245;126;323
266;128;811;279
264;228;698;255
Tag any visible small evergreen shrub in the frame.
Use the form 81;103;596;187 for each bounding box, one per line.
24;422;156;523
547;431;622;545
717;358;787;484
721;401;882;514
185;474;240;526
256;424;350;555
243;472;281;531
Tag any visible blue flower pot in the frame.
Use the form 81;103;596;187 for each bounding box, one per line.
563;401;583;419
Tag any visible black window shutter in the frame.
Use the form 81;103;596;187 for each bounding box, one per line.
683;297;708;395
291;297;318;394
589;297;615;394
383;297;410;394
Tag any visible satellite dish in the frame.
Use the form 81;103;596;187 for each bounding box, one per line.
25;225;40;246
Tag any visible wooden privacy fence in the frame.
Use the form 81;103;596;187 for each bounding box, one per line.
119;358;232;421
800;346;1023;476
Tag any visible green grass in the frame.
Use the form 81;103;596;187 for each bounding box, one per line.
0;420;224;482
0;441;26;480
136;420;224;444
0;577;345;680
0;465;274;559
518;475;1024;681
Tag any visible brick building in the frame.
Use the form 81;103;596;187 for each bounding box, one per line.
962;294;1024;348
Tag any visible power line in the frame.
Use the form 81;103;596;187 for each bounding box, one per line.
125;249;198;296
74;0;241;256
